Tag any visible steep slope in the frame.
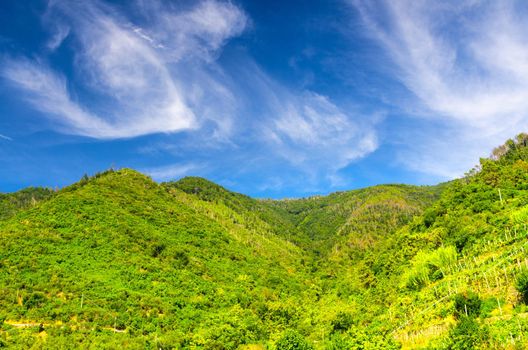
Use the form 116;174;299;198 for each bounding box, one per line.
164;177;303;263
168;177;440;269
342;133;528;349
0;171;435;349
2;134;527;349
0;170;307;349
266;184;441;257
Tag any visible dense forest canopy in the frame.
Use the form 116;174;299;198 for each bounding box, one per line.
0;133;527;349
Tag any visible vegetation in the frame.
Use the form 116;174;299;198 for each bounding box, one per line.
0;187;55;220
0;133;527;348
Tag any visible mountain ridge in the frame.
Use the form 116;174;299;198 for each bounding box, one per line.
1;133;527;349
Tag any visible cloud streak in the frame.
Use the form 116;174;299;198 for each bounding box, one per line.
352;0;528;177
264;91;378;171
0;133;12;141
225;60;380;182
143;162;203;182
2;0;247;139
1;0;380;192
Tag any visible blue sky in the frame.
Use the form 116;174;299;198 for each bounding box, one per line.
1;0;527;198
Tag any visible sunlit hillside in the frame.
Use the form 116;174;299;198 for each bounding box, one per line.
1;134;527;349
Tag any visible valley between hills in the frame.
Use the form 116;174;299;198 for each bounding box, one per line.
1;134;528;349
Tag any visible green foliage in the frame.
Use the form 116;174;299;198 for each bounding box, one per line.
1;133;528;348
515;269;528;304
447;317;488;350
402;246;457;289
327;328;401;350
275;330;314;350
0;170;308;348
403;250;432;290
511;206;528;224
267;184;440;255
0;187;55;220
453;291;482;319
331;312;354;333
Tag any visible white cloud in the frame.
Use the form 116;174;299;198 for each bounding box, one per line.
135;58;381;192
234;62;379;174
136;0;248;62
46;24;70;51
267;92;378;170
2;0;379;190
1;0;247;139
1;59;111;136
0;134;12;141
352;0;528;177
144;163;202;182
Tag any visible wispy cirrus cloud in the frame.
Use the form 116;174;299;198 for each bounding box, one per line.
1;59;112;136
351;0;528;177
0;133;12;141
134;0;248;62
262;90;378;172
143;162;203;182
2;0;246;139
1;0;381;193
46;23;70;51
223;60;380;185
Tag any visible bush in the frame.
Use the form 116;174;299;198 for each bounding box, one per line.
423;207;438;227
428;246;457;279
331;312;354;333
447;317;488;350
511;207;528;224
275;330;314;350
453;291;481;319
515;269;528;304
173;250;189;269
151;243;166;258
327;328;401;350
403;246;457;290
25;292;47;309
479;297;498;318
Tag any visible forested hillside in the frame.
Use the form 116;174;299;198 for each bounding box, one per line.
0;134;527;349
0;187;55;220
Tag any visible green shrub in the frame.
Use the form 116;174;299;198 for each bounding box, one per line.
402;251;431;290
515;269;528;304
173;250;190;269
447;317;488;350
403;246;457;290
331;312;354;333
479;297;498;318
428;245;457;279
453;291;481;319
25;292;47;309
275;330;314;350
327;328;401;350
511;207;528;224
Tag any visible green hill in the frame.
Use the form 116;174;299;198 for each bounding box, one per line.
0;133;527;349
0;170;307;349
0;187;55;220
265;184;441;256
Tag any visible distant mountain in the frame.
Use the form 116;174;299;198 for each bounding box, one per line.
1;133;527;349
